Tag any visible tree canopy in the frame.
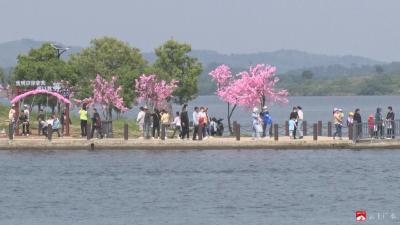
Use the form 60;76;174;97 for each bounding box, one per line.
69;37;147;107
153;40;202;104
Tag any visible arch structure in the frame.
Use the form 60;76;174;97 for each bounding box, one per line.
11;89;71;136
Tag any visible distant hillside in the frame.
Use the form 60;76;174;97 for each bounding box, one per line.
0;39;80;68
144;49;382;73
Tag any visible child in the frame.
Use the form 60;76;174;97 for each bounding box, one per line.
170;111;181;139
368;114;375;138
289;118;297;139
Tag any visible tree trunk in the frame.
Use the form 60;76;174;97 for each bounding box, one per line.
227;103;237;135
108;106;112;121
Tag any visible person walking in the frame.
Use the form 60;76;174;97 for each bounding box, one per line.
297;106;304;139
333;108;343;140
136;106;145;138
386;106;395;139
289;107;298;139
8;104;16;138
143;106;152;139
192;106;200;140
160;109;170;139
180;104;190;140
23;105;30;136
261;106;272;138
252;107;262;140
79;104;88;137
37;109;45;135
171;112;182;139
375;107;383;139
152;109;161;139
354;108;362;140
90;108;103;139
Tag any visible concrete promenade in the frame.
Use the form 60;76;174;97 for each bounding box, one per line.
1;136;399;150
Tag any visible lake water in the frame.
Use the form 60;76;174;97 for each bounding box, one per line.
0;149;399;225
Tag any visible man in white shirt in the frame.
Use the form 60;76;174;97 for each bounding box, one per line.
297;106;304;139
192;106;200;140
136;106;145;138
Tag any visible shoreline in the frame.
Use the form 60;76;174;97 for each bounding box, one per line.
1;137;399;150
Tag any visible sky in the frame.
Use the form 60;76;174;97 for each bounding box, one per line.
1;0;399;62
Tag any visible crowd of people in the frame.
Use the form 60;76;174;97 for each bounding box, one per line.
136;104;223;140
7;102;398;141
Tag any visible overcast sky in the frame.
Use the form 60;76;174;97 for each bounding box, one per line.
1;0;399;61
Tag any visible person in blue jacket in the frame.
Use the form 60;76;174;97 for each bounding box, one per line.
261;106;272;138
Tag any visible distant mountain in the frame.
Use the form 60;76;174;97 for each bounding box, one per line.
0;38;384;74
0;39;81;68
144;49;382;73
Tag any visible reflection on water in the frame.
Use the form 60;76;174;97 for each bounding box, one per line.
0;149;399;225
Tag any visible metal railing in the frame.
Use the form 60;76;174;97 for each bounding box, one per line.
352;120;398;143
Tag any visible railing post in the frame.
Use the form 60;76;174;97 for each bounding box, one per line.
269;124;273;137
233;121;237;136
274;124;279;141
235;123;240;141
318;120;322;136
348;124;353;141
303;121;307;136
161;124;166;140
285;121;289;136
328;122;332;137
47;124;53;141
124;123;128;140
313;123;318;141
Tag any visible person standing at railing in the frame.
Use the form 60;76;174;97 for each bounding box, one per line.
79;105;88;137
297;106;304;139
386;106;395;139
289;107;298;139
333;108;343;140
261;106;272;139
180;104;190;140
251;107;262;140
375;107;383;139
354;109;362;140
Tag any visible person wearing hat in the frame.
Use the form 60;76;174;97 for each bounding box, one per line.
261;106;272;138
252;107;261;140
347;112;354;127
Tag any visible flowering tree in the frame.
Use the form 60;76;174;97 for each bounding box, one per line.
89;74;128;120
135;74;178;110
0;84;12;100
209;64;288;134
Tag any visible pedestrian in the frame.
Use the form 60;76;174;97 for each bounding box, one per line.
52;114;61;137
60;109;71;137
143;106;152;139
152;109;161;139
136;106;145;138
261;106;272;138
252;107;262;140
386;106;395;139
353;108;362;139
375;107;383;138
19;110;28;136
289;117;297;139
8;104;16;138
23;105;30;136
204;107;210;138
180;104;190;140
368;114;375;138
347;112;354;127
90;108;103;139
199;107;208;139
289;107;298;139
192;106;200;140
79;104;88;137
297;106;304;139
333;108;343;140
37;109;45;135
171;111;181;139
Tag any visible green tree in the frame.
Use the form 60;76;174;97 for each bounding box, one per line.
13;43;75;84
153;40;203;104
69;37;147;108
12;43;76;111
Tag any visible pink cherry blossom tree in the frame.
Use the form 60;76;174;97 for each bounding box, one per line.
90;74;128;120
135;74;178;110
209;64;288;134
